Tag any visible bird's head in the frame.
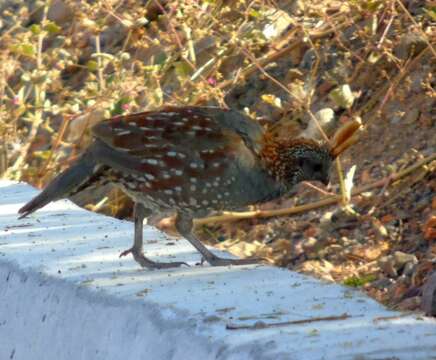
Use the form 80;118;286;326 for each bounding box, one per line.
286;141;332;186
260;137;333;190
260;118;361;192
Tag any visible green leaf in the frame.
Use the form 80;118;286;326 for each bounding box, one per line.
45;21;61;34
154;53;167;66
174;61;192;78
86;60;99;72
423;8;436;21
249;9;261;18
30;24;41;35
111;97;131;116
33;150;52;160
261;94;282;108
343;274;377;287
11;43;36;57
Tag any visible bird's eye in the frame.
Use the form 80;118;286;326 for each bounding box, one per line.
313;163;322;172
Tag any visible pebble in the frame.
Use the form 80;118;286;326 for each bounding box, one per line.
393;251;418;268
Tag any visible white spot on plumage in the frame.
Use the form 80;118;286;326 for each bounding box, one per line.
175;170;183;176
141;159;158;165
175;186;182;192
145;174;155;180
116;130;131;136
190;162;199;169
189;198;197;206
164;189;173;195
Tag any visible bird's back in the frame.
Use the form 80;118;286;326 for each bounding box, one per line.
90;106;279;215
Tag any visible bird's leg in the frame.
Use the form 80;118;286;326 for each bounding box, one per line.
120;203;188;269
175;212;262;266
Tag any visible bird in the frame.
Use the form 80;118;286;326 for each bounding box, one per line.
18;106;333;269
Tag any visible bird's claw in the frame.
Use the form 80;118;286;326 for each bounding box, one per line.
119;247;189;269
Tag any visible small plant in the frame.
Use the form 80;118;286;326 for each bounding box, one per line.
343;274;377;287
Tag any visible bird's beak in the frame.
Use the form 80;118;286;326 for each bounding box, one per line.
320;174;330;186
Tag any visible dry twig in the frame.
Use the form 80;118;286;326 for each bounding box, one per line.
226;313;351;330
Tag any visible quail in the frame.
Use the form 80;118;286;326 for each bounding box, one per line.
19;106;333;269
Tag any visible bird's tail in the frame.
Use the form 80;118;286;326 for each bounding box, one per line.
18;149;98;218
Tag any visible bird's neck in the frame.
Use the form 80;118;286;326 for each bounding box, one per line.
258;134;294;181
258;134;321;182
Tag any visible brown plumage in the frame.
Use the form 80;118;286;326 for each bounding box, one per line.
18;106;333;269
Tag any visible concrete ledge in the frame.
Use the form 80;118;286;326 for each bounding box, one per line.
1;181;435;360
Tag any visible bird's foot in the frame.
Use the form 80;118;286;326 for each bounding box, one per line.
202;254;264;267
119;247;188;269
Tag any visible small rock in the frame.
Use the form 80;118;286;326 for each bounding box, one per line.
403;262;416;277
371;278;395;290
296;260;335;282
393;251;418;269
262;9;292;40
404;108;420;124
302;108;336;140
299;48;317;71
302;237;317;251
329;84;355;109
378;255;398;277
339;236;352;246
421;272;436;316
394;33;428;60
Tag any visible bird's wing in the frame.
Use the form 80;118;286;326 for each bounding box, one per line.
91;106;264;153
90;107;260;185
